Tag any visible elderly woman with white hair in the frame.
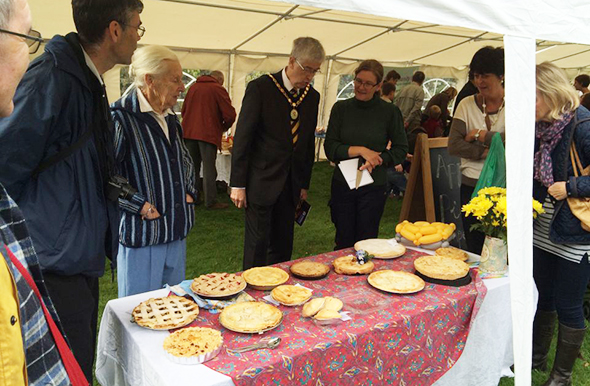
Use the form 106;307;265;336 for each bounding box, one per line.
532;62;590;386
111;45;196;297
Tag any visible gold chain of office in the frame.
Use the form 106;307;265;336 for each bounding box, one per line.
268;74;310;120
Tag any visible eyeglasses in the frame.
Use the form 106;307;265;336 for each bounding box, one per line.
354;78;378;89
295;59;321;75
0;28;43;54
121;23;146;37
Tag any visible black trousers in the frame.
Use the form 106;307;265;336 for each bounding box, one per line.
243;182;296;270
329;178;387;250
460;183;486;254
184;139;219;207
43;272;99;384
534;247;590;329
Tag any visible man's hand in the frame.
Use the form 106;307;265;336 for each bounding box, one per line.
300;189;308;201
140;202;161;220
548;182;567;201
231;188;247;208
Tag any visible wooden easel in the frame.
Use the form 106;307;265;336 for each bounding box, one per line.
399;134;448;222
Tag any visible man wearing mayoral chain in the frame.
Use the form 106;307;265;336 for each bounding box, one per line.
230;37;325;269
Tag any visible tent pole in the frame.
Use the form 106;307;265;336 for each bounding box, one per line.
319;58;333;128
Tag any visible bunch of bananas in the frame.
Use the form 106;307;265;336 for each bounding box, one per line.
395;220;456;246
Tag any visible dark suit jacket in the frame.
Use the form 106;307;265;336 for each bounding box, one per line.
230;70;320;206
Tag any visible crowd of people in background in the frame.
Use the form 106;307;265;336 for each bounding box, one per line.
2;0;590;384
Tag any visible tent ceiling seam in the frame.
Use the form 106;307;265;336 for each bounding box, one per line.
232;4;299;51
332;20;407;56
412;31;488;62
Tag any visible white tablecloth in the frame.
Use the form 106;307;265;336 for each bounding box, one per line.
96;273;513;386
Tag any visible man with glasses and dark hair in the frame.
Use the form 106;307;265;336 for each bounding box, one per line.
0;0;143;382
230;36;325;269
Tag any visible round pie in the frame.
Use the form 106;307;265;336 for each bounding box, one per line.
132;295;199;330
414;255;470;281
163;327;222;358
242;267;289;290
368;270;425;294
289;261;330;279
271;285;312;306
333;255;374;275
435;247;469;261
190;273;246;297
354;239;406;259
219;301;283;333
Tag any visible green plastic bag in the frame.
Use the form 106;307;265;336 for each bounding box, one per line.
471;133;506;198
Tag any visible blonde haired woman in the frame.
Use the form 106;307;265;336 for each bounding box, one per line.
532;62;590;386
111;45;196;297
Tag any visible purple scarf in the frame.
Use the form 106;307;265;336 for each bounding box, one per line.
534;111;574;187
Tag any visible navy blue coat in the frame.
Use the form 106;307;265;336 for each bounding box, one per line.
533;107;590;244
0;34;119;277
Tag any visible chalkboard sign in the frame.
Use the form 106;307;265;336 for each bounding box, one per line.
399;134;467;249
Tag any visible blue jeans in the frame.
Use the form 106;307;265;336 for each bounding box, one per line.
117;239;186;297
533;247;590;329
386;167;406;196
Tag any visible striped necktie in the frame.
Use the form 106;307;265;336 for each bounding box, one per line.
290;89;299;146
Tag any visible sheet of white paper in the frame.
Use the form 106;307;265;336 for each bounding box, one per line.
338;158;374;190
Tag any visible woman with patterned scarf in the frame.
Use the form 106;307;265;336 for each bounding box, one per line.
532;62;590;386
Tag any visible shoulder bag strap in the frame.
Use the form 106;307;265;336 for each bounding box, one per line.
3;245;89;386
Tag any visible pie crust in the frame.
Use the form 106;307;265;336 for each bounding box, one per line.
435;247;469;261
190;273;246;297
219;301;283;333
368;270;425;294
289;261;330;278
163;327;222;357
242;267;289;290
354;239;406;259
333;255;374;275
414;255;470;281
132;295;199;330
301;296;344;318
314;309;341;320
271;285;312;306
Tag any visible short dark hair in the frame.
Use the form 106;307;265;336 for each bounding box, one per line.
412;71;425;84
73;0;144;46
470;46;504;78
381;82;396;96
354;59;384;84
385;70;401;82
575;74;590;88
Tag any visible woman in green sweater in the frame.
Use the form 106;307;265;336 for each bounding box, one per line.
324;59;408;250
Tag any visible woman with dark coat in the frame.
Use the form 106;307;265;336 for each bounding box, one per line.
532;62;590;386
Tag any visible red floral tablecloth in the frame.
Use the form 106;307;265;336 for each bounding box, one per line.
191;248;486;386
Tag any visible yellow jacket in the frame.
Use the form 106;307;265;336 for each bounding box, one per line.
0;257;26;385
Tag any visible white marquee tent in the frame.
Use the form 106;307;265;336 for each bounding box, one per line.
29;1;590;385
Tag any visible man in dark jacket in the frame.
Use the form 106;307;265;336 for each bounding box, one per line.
182;70;236;209
230;37;325;270
0;0;143;382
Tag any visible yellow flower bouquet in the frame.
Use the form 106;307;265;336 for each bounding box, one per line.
462;187;544;241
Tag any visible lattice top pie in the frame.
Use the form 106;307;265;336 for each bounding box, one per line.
368;270;425;294
271;285;312;305
190;273;246;296
242;267;289;288
163;327;222;357
219;301;283;333
290;261;330;278
132;295;199;330
414;255;470;281
435;247;469;261
333;255;374;275
354;239;406;258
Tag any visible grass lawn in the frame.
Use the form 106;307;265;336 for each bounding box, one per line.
96;161;590;386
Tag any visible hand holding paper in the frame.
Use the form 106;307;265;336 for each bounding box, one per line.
339;158;374;190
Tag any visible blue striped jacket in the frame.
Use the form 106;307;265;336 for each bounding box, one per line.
0;185;70;385
111;89;196;247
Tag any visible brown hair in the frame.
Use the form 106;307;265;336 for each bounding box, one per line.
354;59;384;84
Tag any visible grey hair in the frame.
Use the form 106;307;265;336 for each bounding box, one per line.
129;45;180;88
291;37;325;64
0;0;15;31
